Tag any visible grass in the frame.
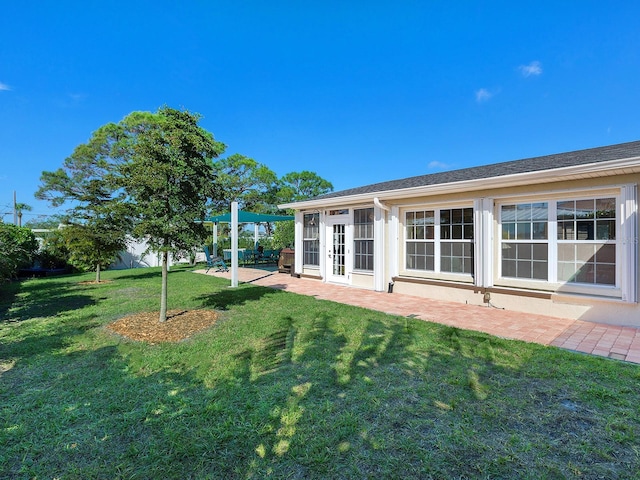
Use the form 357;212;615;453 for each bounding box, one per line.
1;266;639;479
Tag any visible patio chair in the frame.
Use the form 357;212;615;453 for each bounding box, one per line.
204;246;228;273
263;249;278;264
255;245;265;264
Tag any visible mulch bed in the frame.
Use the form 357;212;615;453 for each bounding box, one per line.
106;309;219;343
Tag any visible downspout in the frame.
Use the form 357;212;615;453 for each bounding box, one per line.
373;197;390;292
374;197;390;212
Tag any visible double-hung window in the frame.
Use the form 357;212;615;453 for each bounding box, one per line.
353;208;374;271
406;210;435;271
440;208;474;274
303;213;319;266
405;207;474;275
500;203;549;280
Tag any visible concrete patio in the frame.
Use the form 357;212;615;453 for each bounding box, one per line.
196;267;640;365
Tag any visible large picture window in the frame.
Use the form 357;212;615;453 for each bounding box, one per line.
499;197;617;287
354;208;374;271
405;207;473;275
303;213;319;266
557;198;616;285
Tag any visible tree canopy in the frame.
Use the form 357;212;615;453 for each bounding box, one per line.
210;154;278;213
271;171;334;248
36;122;131;282
118;106;225;321
277;170;333;203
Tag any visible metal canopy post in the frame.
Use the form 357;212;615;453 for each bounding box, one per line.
231;201;239;288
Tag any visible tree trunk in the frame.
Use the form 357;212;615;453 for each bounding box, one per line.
95;263;101;283
159;250;169;322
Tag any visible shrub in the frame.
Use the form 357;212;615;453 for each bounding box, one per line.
0;223;39;280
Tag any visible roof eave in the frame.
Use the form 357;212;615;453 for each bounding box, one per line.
278;157;640;210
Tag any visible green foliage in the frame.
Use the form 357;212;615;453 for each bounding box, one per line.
37;246;69;271
36;122;126;210
119;106;225;257
34;228;70;270
271;220;295;249
268;171;332;248
118;106;225;320
24;214;68;230
278;170;333;203
36;121;132;281
14;202;32;227
0;223;39;280
60;223;127;273
211;153;278;213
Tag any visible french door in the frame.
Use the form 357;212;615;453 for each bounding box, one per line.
326;221;349;284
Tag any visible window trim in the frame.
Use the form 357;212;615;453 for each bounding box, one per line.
499;201;550;282
353;207;374;272
495;190;623;298
401;204;475;282
302;212;320;267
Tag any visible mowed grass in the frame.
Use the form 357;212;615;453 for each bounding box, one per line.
1;267;639;479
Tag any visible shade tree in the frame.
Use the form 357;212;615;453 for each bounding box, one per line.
277;170;333;203
210;153;278;213
36;123;131;282
118;107;225;322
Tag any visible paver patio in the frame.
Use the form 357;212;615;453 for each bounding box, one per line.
196;267;640;364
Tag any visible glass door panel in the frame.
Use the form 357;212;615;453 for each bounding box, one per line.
332;224;346;276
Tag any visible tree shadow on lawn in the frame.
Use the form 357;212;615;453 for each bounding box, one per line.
1;345;223;478
1;312;100;361
2;312;418;478
195;283;282;311
0;278;96;324
2;308;638;479
109;266;203;283
109;269;165;281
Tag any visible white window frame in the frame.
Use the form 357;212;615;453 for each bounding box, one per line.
499;201;550;282
353;207;374;273
495;187;630;299
302;212;320;268
401;204;475;282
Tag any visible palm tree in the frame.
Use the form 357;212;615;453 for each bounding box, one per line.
15;203;32;227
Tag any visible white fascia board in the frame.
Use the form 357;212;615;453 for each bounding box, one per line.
278;157;640;211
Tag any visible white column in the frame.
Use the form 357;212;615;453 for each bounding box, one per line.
213;222;218;256
254;223;260;250
231;201;239;287
373;205;386;292
388;206;399;279
318;211;326;280
621;184;638;302
474;198;494;288
294;211;303;275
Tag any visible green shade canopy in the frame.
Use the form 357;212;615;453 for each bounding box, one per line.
205;211;294;223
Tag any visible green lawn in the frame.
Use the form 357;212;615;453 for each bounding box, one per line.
1;267;639;479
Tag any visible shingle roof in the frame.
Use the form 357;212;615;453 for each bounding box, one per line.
314;140;640;201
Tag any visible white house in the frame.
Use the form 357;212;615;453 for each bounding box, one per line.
279;140;640;327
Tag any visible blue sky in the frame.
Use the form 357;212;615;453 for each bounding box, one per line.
2;1;640;222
